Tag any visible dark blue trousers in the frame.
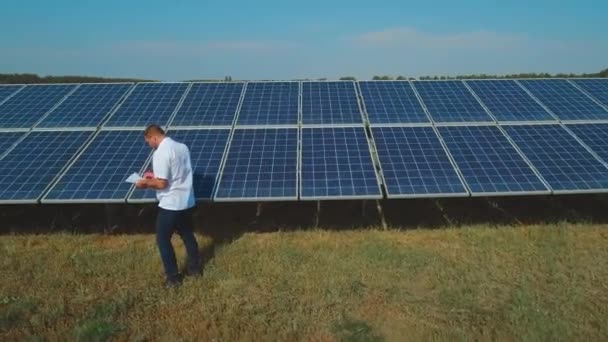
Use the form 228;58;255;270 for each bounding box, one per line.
156;207;200;280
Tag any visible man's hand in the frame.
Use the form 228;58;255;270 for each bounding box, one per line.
136;179;148;189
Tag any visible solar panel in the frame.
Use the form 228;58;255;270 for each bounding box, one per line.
504;124;608;192
438;125;549;195
103;83;189;127
43;130;151;202
372;126;467;197
171;82;244;127
215;128;298;200
236;82;298;125
0;84;77;128
302;82;363;124
359;81;429;124
36;83;132;128
0;131;27;158
566;123;608;164
0;130;92;203
518;79;608;121
412;81;493;123
0;85;23;103
466;80;555;122
129;129;230;202
571;79;608;108
301;127;381;199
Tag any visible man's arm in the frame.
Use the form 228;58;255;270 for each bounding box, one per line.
136;177;168;189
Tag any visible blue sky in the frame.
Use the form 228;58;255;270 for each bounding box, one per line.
1;0;606;81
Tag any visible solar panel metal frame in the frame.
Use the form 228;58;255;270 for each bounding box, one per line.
463;79;559;125
169;81;247;129
32;82;135;129
411;80;495;124
299;125;383;200
0;128;96;204
235;80;301;128
501;122;608;195
101;82;192;129
515;78;608;124
436;123;552;197
0;83;81;129
0;84;25;106
125;126;233;203
214;126;300;202
369;123;470;198
357;80;431;126
301;80;367;126
41;128;153;204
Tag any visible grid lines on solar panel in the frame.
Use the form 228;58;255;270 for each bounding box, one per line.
36;83;132;128
0;132;27;158
0;85;23;103
215;128;298;200
301;127;380;198
566;123;608;164
412;81;493;123
0;131;92;202
0;84;77;128
44;130;152;201
372;126;466;197
129;129;230;201
302;82;363;124
438;125;548;194
466;80;555;122
103;83;189;127
504;124;608;192
172;83;244;126
236;82;298;125
571;79;608;108
519;79;608;121
359;81;429;124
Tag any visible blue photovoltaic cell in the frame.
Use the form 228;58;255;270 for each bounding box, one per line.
412;81;493;123
104;83;189;127
44;130;152;201
215;128;298;200
0;85;23;103
301;127;380;199
466;80;555;122
0;132;27;157
438;125;549;194
571;79;608;108
504;124;608;192
359;81;429;124
372;126;466;197
0;84;76;128
37;83;132;128
129;129;230;201
519;79;608;121
237;82;298;125
567;123;608;164
302;82;363;124
171;82;244;126
0;131;92;202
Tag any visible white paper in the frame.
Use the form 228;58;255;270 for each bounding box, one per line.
125;172;142;184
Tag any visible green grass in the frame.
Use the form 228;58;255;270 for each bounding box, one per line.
1;224;608;341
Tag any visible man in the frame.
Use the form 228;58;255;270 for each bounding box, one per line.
136;124;200;288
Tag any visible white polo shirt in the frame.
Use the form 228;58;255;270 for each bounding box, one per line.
152;136;195;211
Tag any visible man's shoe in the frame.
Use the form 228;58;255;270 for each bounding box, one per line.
184;267;202;277
165;274;183;288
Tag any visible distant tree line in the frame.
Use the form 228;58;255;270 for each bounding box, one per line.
0;73;154;84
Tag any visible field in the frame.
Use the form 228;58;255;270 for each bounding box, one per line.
1;196;608;341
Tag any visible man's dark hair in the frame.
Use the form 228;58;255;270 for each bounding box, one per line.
144;124;165;137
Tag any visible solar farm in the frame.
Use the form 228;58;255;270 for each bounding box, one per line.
0;79;607;208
